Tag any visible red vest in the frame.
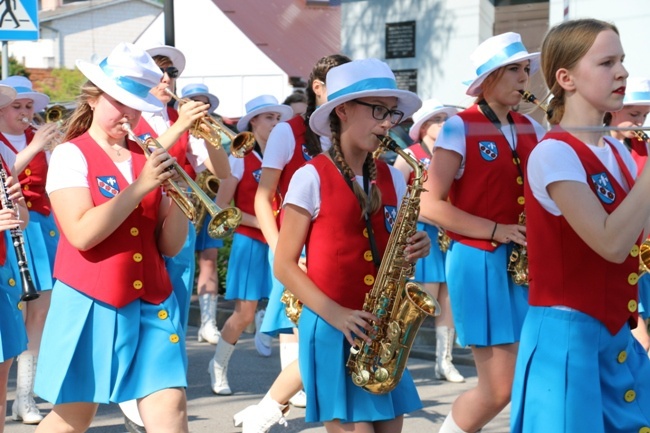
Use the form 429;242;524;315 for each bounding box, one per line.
277;116;310;199
447;105;538;251
526;127;640;334
627;136;647;175
234;151;266;243
133;107;196;180
306;155;397;310
53;132;172;308
406;143;431;184
0;129;51;216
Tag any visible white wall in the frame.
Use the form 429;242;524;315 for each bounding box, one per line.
341;0;494;109
136;0;293;118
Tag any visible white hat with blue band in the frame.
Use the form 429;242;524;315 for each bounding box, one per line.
0;76;49;112
175;83;220;113
76;42;164;112
309;58;422;138
464;32;540;97
623;77;650;106
409;99;458;141
236;95;293;132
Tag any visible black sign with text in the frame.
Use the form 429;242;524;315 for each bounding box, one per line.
393;69;418;93
385;21;416;59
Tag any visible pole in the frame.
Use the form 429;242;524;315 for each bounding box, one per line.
164;0;175;47
1;42;8;80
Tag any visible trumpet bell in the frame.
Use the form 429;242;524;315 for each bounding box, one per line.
207;207;243;239
231;131;256;158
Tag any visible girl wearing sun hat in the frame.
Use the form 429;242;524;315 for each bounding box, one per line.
33;42;191;432
393;98;465;385
418;32;547;433
0;75;60;424
207;94;291;395
273;58;429;429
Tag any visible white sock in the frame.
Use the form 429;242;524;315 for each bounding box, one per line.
439;412;469;433
279;342;299;371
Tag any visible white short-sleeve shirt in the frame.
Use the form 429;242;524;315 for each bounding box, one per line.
263;121;332;170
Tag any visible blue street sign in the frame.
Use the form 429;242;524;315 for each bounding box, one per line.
0;0;39;41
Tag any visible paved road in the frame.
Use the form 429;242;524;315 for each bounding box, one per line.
4;327;510;432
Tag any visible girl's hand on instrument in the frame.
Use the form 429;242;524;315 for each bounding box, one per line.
31;122;60;150
405;230;431;262
4;175;25;205
139;148;176;190
335;307;380;346
177;100;210;132
493;223;526;246
0;208;22;231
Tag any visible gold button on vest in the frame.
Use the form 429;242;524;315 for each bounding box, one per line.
49;230;56;237
364;275;375;285
512;157;520;165
363;251;373;262
23;184;29;191
517;196;525;205
363;228;369;238
24;169;31;176
169;334;180;343
133;253;143;263
26;202;32;208
158;310;168;320
516;176;523;185
628;299;638;313
8;278;15;287
631;245;640;257
638;426;650;433
624;390;636;402
617;350;627;363
17;301;23;311
628;273;639;285
130;227;139;236
133;280;143;290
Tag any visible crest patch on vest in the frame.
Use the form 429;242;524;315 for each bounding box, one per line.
590;172;615;204
253;168;262;183
384;205;397;233
419;156;431;170
301;144;313;161
97;176;120;198
478;141;498;161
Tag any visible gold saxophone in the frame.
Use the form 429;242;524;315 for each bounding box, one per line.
281;288;302;326
507;212;529;285
346;135;440;395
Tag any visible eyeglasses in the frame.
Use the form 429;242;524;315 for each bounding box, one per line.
160;66;179;79
353;100;404;125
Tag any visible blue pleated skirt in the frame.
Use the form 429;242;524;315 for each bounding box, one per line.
511;306;650;433
0;233;27;362
413;222;446;283
194;218;224;251
164;221;196;335
445;241;528;347
260;248;296;336
22;210;58;292
638;274;650;320
224;233;272;301
298;306;422;423
35;282;187;404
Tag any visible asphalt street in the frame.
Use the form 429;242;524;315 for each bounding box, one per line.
4;326;510;432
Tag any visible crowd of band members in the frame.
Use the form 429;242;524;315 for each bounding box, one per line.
1;16;650;433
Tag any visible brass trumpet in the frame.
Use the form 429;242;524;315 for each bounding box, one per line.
122;123;242;239
164;88;256;156
22;105;68;150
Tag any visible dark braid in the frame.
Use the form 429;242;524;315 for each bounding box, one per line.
329;112;382;218
304;54;351;156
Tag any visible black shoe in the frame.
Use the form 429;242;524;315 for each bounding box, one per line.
124;415;147;433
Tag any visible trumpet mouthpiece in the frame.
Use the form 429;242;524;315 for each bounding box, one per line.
21;117;30;124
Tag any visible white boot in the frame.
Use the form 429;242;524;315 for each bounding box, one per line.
435;326;465;383
233;392;289;433
209;339;235;395
439;412;470;433
12;353;43;424
280;343;306;408
198;294;220;344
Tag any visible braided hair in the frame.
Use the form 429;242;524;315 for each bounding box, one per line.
328;110;382;218
303;54;351;156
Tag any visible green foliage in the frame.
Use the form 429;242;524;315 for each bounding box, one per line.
39;68;86;103
0;56;30;78
216;235;231;294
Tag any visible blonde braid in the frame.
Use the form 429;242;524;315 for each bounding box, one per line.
364;152;382;215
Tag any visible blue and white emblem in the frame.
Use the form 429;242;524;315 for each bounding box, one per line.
590;172;615;204
479;141;498;161
384;205;397;233
419;157;431;170
97;176;120;198
301;144;313;161
253;168;262;183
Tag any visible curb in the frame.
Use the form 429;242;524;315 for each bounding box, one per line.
189;298;475;366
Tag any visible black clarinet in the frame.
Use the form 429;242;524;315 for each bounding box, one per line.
0;168;39;301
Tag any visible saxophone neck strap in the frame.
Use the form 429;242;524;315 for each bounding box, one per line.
328;148;381;269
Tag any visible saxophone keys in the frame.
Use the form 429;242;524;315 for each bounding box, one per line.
352;370;371;386
373;368;389;383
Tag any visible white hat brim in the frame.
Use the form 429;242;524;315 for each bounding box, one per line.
465;52;541;97
408;106;459;141
0;85;17;109
624;99;650;106
174;91;219;113
236;104;293;132
146;45;186;75
14;91;49;112
310;89;422;138
76;59;164;112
